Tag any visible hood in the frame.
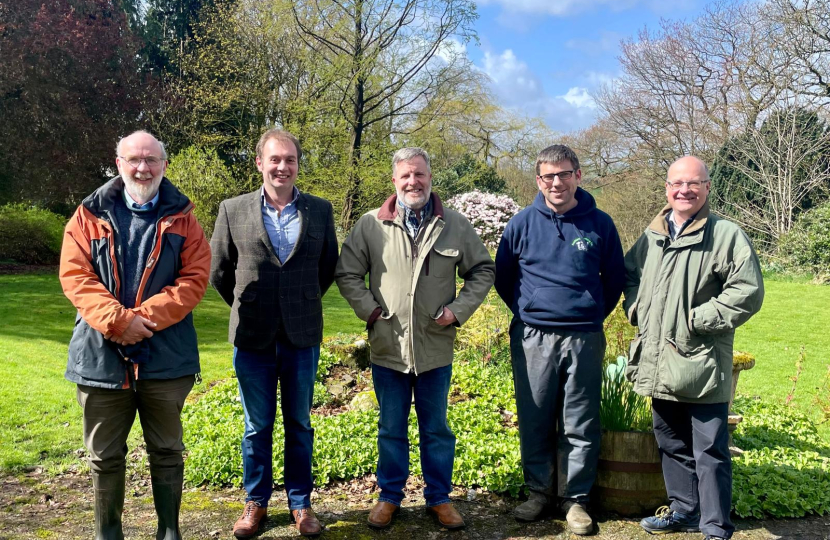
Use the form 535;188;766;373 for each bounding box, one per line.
532;187;597;239
82;176;194;219
532;187;596;218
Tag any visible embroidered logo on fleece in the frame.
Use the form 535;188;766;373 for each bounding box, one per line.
571;237;594;251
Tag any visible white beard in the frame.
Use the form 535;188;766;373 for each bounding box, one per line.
122;172;161;203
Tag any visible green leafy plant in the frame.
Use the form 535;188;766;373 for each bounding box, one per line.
600;356;652;432
0;204;66;265
732;396;830;518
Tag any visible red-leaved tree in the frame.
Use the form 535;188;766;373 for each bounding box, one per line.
0;0;146;214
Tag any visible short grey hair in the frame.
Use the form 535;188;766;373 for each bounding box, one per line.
392;147;431;175
535;144;579;175
116;130;168;160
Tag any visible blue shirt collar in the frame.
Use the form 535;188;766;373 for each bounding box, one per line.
261;185;300;210
123;186;159;211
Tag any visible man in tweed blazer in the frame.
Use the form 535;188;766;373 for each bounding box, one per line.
210;129;338;538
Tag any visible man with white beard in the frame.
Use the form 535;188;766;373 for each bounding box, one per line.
60;130;211;540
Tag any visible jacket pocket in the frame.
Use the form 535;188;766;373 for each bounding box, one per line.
625;334;643;384
368;311;395;358
659;337;719;399
429;247;459;277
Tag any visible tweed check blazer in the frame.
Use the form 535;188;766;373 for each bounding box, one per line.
210;189;339;349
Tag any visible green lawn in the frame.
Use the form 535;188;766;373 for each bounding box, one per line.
0;273;363;472
0;272;827;473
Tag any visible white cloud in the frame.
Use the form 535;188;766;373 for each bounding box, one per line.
481;49;546;104
559;87;595;109
478;49;602;132
437;38;467;63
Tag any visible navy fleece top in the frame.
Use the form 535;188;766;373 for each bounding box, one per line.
494;188;624;332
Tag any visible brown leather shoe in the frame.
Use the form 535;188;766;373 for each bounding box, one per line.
427;502;466;530
233;501;267;538
291;507;323;537
367;501;399;529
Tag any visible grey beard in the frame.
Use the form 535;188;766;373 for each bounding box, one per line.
123;174;161;203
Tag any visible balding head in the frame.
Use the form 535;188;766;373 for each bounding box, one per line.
115;130;168;205
667;156;708;182
665;155;711;221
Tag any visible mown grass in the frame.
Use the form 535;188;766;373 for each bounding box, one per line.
0;273;362;472
0;272;827;472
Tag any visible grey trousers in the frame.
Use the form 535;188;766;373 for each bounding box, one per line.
652;398;734;539
510;321;605;502
77;375;195;474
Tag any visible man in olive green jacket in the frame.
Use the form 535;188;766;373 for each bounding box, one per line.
335;147;494;531
623;156;764;540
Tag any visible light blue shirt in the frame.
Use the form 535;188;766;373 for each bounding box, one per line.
261;186;300;264
123;187;160;212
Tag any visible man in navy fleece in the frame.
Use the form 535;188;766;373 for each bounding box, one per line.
495;144;624;535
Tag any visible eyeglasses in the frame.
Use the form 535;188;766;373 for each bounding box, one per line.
119;156;164;169
538;170;575;183
667;180;709;191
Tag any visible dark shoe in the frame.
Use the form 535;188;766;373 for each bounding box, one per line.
513;491;549;521
92;469;126;540
427;502;466;530
233;501;267;539
562;501;593;536
150;463;183;540
640;505;700;534
291;507;323;537
367;501;399;529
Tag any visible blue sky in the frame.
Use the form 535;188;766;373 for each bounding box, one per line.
462;0;709;133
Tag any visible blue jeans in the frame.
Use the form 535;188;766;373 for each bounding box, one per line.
371;363;455;507
233;342;319;510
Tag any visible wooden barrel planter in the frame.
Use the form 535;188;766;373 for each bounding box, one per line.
593;430;667;516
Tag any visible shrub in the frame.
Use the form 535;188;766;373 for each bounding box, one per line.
779;201;830;279
732;396;830;518
447;190;521;249
166;146;242;239
0;204;66;264
455;288;510;354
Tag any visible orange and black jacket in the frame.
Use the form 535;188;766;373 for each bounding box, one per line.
60;176;211;389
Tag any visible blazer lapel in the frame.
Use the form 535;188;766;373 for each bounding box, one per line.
251;190;283;266
283;193;308;264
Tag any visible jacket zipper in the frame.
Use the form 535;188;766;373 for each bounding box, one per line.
131;214;178;382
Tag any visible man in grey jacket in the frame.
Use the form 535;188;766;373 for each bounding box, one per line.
335;147;494;531
624;156;764;540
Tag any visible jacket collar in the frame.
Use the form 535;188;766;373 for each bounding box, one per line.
83;176;193;219
649;199;710;238
377;192;444;221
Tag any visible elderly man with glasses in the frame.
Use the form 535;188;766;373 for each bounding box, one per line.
624;156;764;540
494;144;625;535
60;130;211;540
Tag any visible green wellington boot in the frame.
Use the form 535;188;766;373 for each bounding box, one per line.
92;469;126;540
150;463;184;540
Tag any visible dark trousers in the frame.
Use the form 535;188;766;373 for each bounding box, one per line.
371;363;455;507
77;375;195;474
234;341;319;510
652;398;734;539
510;321;605;502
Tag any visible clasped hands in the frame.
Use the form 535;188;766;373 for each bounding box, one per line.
105;315;157;345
